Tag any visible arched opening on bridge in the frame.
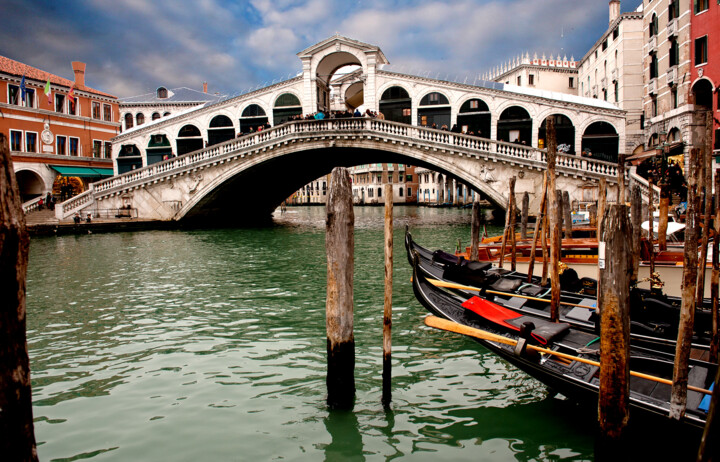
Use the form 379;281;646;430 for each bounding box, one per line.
124;113;134;130
497;106;531;144
539;114;575;153
208;115;235;146
239;104;268;134
177;124;204;156
457;98;491;136
117;144;143;174
52;176;85;202
379;86;411;124
316;52;362;113
581;121;618;162
329;64;364;111
273;93;302;125
15;170;45;202
344;81;364;110
136;113;145;126
152;112;161;121
146;135;172;165
417;92;450;128
691;78;713;110
648;133;660;148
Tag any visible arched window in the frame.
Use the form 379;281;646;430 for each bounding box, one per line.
457;98;490;136
152;112;161;121
273;93;302;125
497;106;532;144
581;121;618;162
419;92;449;106
417;92;450;127
379;86;411;124
157;87;168;99
124;113;134;129
136;113;145;126
163;112;171;117
239;104;268;134
208;115;235;146
177;125;203;155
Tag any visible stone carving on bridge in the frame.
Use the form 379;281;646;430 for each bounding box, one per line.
479;165;497;184
188;172;203;194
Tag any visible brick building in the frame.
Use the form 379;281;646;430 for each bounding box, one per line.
0;56;120;203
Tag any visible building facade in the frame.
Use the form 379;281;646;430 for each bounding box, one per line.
349;163;418;205
0;56;120;202
578;1;645;155
486;53;579;96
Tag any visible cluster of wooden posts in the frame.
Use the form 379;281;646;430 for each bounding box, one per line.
479;117;720;457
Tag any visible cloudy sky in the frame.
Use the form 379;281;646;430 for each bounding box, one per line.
0;0;641;99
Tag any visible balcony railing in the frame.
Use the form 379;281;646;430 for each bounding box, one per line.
667;19;678;38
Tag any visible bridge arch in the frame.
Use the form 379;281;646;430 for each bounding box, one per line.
239;103;269;134
208;114;235;146
580;121;619;162
497;105;532;144
378;84;412;124
15;169;46;201
691;77;714;109
177;124;204;155
417;91;451;128
117;144;142;174
273;92;302;125
314;50;367;113
538;113;576;153
457;97;491;136
146;133;173;165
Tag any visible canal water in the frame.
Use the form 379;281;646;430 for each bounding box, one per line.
24;206;695;461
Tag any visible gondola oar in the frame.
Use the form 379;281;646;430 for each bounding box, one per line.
425;277;597;310
423;315;712;395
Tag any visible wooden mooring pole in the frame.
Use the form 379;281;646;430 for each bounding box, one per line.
382;184;393;407
670;148;701;420
597;178;607;246
562;190;572;239
658;185;670;252
498;177;516;269
711;170;720;364
520;192;529;240
647;178;656;277
597;204;632;445
470;195;481;261
546;118;560;321
630;186;642;285
325;167;356;410
0;133;38;462
697;112;714;305
509;179;517;271
527;172;547;283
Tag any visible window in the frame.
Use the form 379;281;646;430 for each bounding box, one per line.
651;95;658;117
25;132;37;153
420;115;427;126
10;130;23;151
695;0;709;14
603;89;608;101
93;140;102;158
402;108;411;117
136;113;145;125
602;39;608;51
569;77;575;89
92;101;101;119
613;28;619;40
57;135;67;155
157;87;168;98
24;88;35;108
103;103;112;121
378;187;382;198
104;142;112;158
469;100;479;109
669;39;679;66
669;0;679;19
399;187;403;197
615;81;619;103
407;187;412;197
152;112;161;121
429;93;439;103
69;137;79;156
55;94;65;113
650;53;658;79
650;14;658;37
695;36;708;65
517;76;522;86
8;84;20;105
124;113;134;129
68;97;77;115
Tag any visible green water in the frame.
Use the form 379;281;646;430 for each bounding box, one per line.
26;206;599;461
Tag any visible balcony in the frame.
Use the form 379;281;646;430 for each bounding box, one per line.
649;35;657;52
667;19;677;38
600;77;607;87
611;67;617;82
667;66;677;86
648;78;657;95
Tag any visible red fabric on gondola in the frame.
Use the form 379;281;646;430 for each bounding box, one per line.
461;296;522;330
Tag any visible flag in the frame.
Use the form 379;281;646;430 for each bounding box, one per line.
68;83;75;100
44;80;52;104
20;75;26;103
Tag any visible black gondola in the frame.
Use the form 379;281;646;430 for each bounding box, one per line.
405;227;713;352
410;251;715;429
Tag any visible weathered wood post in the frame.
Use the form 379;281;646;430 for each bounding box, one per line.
597;204;632;444
697;112;714;305
382;184;393;407
698;365;720;462
670;148;701;420
658;185;670;251
528;172;548;282
562;191;573;238
520;192;529;240
630;186;642;285
470;195;481;261
597;178;607;245
647;178;656;278
617;154;626;206
0;133;38;462
541;203;549;286
326;167;356;410
499;177;516;268
509;179;517;271
711;170;720;363
546;118;560;321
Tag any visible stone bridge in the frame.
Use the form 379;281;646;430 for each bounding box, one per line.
57;118;624;224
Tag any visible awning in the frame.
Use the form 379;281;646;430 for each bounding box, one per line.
627;148;660;164
51;166;115;177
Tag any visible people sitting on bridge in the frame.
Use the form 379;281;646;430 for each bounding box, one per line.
353;109;362;117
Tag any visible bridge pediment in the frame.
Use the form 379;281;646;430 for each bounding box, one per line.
296;35;388;65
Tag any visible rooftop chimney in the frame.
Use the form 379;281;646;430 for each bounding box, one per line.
72;61;86;87
202;81;208;93
609;0;621;25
